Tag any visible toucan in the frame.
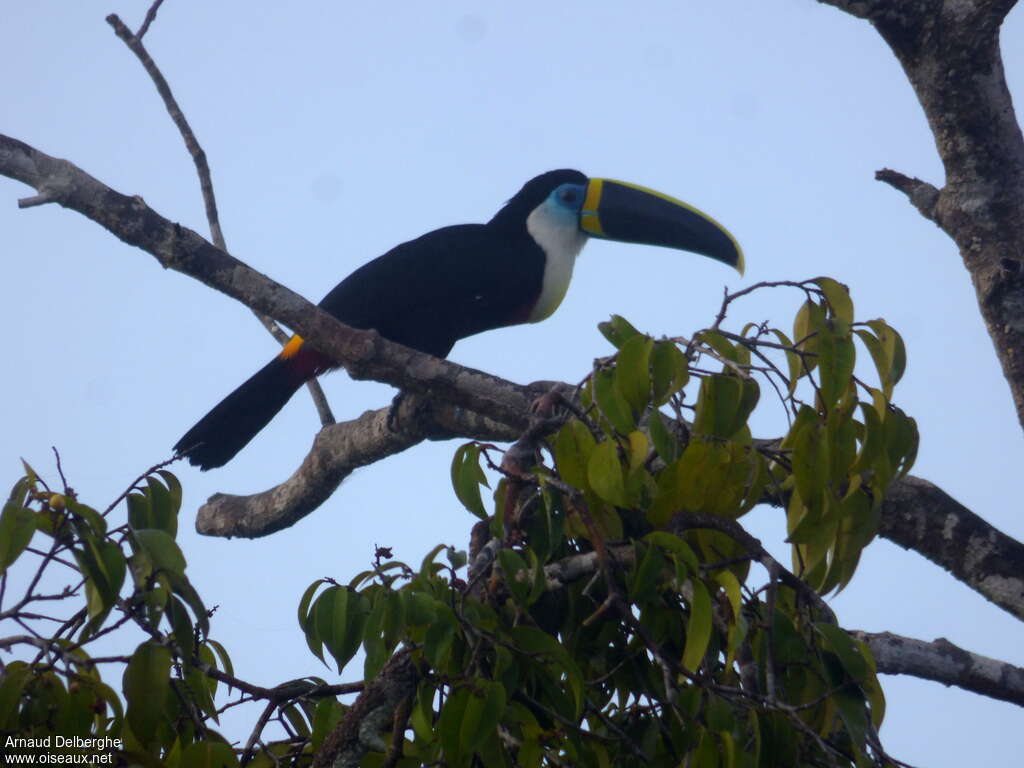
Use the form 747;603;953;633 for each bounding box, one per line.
174;169;743;469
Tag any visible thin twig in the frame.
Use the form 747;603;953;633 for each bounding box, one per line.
136;0;166;40
105;13;335;428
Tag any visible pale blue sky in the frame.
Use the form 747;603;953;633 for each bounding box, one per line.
3;2;1022;764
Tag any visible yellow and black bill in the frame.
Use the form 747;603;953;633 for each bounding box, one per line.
579;178;744;274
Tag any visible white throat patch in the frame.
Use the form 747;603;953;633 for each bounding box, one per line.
525;205;589;322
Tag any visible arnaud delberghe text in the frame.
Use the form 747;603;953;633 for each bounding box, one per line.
5;736;124;750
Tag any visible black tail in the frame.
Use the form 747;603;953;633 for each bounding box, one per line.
174;356;309;470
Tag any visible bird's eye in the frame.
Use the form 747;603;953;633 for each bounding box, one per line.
560;187;578;204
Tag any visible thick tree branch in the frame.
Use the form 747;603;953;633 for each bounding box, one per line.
313;649;418;768
515;530;1024;706
820;0;1024;431
196;393;521;538
879;475;1024;622
853;630;1024;707
3;132;1023;626
0;133;534;429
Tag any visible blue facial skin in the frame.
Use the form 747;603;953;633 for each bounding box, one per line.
547;182;587;217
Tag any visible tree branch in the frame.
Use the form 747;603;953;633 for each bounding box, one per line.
195;392;521;538
3;131;1023;628
820;0;1024;431
0;133;534;429
853;630;1024;707
313;649;418;768
879;475;1024;622
106;11;336;429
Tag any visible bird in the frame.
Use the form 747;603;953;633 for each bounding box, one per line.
174;169;743;469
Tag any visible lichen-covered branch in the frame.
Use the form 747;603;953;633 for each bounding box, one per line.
853;630;1024;708
0;133;535;430
196;394;521;538
2;129;1023;634
313;650;418;768
879;476;1024;622
820;0;1024;431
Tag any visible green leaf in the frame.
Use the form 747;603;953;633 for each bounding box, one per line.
8;475;32;507
554;420;596;492
126;492;152;531
423;610;456;675
498;549;531;606
714;570;742;621
651;340;689;404
866;319;906;391
814;277;854;324
447;548;468;571
312;697;345;752
629;543;665;603
459;680;506;754
854;328;889;393
0;501;36;573
788;406;828;509
699;329;739;363
625;430;649;474
816;623;869;681
885;408;919;479
205;639;234;682
644;531;700;574
123;641;172;747
793;299;824;374
166;596;195;659
682;579;713;672
281;702;311;737
362;596;389;681
314;587;365;673
598;314;641;348
404;591;438;626
852;401;884;476
817;322;855;411
439;687;471;764
0;661;31;729
693;375;758;440
77;537;127;636
132;528;187;577
648;409;679;463
615;334;653;414
181;740;238;768
66;498;106;536
298;579;326;632
770;329;802;395
511;626;584;716
594;368;635;433
171;576;210;642
706;693;736;733
420;543;451;578
146;477;177;537
451;444;490;520
185;664;218;721
588;440;628;507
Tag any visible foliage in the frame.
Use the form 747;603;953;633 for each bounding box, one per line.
0;466;250;765
0;279;918;766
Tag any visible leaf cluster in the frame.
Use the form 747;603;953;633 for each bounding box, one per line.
1;466;240;766
301;279;918;766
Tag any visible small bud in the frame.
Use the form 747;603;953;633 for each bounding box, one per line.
49;494;66;510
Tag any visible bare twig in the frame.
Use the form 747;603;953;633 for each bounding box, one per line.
106;12;335;428
136;0;166;40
